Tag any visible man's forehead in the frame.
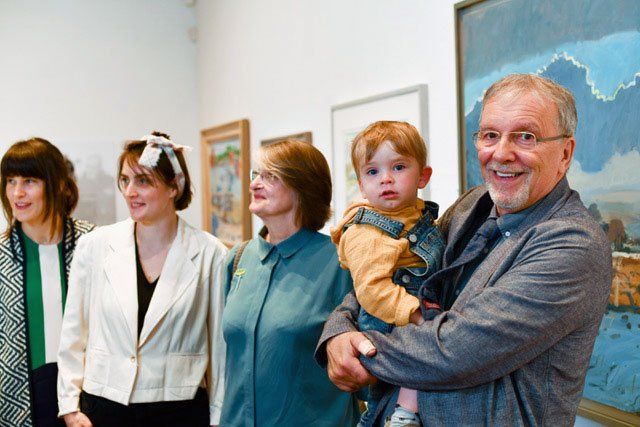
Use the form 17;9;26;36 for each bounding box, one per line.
480;91;558;128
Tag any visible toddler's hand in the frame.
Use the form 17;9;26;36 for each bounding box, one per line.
409;308;425;325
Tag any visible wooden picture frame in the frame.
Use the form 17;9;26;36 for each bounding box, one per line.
260;131;312;146
201;119;251;247
455;0;640;423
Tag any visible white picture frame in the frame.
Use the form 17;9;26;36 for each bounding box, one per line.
331;85;429;225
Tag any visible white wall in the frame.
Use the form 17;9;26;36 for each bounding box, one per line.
196;0;461;234
0;0;201;227
0;1;607;425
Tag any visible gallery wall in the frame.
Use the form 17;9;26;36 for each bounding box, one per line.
0;1;605;425
0;0;201;228
196;0;462;234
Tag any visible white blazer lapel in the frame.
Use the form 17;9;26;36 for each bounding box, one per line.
103;219;138;344
138;219;198;347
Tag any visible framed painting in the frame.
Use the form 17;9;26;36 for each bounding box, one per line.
261;131;312;146
201;119;251;247
331;85;428;224
455;0;640;423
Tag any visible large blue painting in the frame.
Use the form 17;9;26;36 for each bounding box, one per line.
456;0;640;420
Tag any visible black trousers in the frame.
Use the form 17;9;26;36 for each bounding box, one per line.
80;388;209;427
32;363;65;427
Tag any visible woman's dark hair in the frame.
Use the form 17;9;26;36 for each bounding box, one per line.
117;131;193;211
1;137;79;238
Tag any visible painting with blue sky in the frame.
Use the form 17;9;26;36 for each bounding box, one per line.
457;0;640;418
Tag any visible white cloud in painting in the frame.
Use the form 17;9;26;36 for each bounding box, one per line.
568;149;640;197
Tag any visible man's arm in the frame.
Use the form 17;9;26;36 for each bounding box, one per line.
359;219;611;390
314;291;377;391
315;291;361;366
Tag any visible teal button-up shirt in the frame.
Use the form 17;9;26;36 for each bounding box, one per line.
220;228;359;427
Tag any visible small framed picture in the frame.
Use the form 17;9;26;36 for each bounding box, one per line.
260;131;312;146
201;119;252;247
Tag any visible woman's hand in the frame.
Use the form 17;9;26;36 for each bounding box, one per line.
63;411;92;427
326;331;377;392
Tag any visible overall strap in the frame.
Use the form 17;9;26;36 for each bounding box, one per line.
344;207;404;239
423;200;440;221
406;202;439;237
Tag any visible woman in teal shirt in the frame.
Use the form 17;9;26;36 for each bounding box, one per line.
221;139;359;426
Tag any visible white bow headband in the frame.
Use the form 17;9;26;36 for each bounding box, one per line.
138;134;192;197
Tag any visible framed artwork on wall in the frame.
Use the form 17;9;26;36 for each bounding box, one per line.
331;85;428;224
63;139;117;226
261;131;312;146
455;0;640;424
201;119;252;247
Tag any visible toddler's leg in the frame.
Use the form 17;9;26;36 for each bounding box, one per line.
396;388;418;412
386;388;421;427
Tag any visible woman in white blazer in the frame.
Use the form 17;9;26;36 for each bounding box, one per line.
57;132;228;427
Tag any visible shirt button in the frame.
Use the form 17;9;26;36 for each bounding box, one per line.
130;356;136;363
504;231;511;237
402;275;410;283
408;234;417;243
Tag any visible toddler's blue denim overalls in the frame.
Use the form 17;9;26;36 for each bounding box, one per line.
342;201;445;427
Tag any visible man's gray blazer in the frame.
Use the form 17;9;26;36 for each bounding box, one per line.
316;178;612;426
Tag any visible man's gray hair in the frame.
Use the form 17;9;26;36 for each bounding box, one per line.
482;74;578;135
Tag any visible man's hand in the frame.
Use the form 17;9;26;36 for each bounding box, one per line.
63;411;92;427
326;331;377;392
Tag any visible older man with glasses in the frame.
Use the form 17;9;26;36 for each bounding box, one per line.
316;74;612;426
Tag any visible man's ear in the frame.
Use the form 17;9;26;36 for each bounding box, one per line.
559;137;576;175
417;166;432;189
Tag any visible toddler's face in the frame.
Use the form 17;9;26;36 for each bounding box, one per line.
357;141;431;211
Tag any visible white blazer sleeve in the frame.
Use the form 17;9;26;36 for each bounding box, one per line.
57;234;92;416
207;243;228;425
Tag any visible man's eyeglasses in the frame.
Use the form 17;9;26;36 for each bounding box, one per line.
249;169;279;184
472;130;571;150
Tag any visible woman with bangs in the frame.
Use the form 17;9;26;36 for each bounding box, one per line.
57;132;227;427
0;138;95;427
